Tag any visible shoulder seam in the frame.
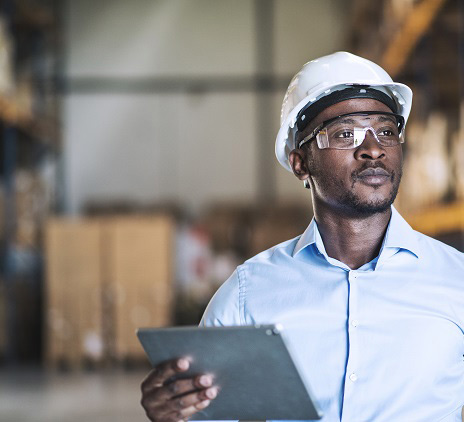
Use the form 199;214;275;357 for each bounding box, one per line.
237;265;246;325
414;230;464;257
245;238;299;264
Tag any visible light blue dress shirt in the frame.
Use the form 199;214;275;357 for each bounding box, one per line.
200;207;464;422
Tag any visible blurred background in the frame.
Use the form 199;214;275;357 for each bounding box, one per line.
0;0;463;420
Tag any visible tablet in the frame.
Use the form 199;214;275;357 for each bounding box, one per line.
137;324;322;421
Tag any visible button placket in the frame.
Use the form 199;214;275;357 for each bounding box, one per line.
341;270;361;421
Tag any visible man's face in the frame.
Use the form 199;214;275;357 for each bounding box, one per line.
291;98;403;216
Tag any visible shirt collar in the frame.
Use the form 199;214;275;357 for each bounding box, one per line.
293;206;420;259
382;206;420;258
293;216;322;257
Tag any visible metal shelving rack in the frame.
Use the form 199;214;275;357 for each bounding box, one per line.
349;0;464;250
0;0;61;365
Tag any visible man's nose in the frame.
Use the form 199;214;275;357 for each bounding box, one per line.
354;129;386;160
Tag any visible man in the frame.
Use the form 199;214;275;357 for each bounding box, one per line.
141;52;464;421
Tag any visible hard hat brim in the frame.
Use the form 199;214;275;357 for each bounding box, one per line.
276;81;412;172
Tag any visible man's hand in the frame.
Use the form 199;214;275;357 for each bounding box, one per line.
140;358;219;422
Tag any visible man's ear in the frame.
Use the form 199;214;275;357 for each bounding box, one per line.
288;148;311;181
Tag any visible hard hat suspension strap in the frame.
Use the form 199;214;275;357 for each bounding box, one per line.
296;87;398;134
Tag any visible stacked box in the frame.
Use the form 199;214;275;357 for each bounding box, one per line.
44;219;103;367
106;216;174;361
44;215;174;367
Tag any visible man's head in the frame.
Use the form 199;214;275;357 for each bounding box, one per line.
289;98;403;216
275;52;413;217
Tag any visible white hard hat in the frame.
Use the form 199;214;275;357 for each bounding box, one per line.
275;51;413;172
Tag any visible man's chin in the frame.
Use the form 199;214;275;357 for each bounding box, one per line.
351;200;393;216
338;191;396;217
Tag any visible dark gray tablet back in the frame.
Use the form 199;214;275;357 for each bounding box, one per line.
137;325;322;420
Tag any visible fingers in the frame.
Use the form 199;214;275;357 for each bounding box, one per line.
153;400;211;422
169;386;219;410
140;358;220;422
154;374;214;402
178;399;212;419
144;388;218;422
141;359;189;395
163;388;218;421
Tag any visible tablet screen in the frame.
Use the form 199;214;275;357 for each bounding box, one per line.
137;324;322;420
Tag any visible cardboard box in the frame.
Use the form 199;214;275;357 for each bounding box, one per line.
44;215;174;366
105;216;174;361
44;219;103;367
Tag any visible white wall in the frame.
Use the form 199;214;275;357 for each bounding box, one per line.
63;0;349;214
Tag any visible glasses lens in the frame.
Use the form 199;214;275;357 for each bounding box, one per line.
315;129;329;149
320;113;402;149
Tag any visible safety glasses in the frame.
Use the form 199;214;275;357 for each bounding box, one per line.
297;111;405;150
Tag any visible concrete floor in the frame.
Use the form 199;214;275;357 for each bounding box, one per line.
0;367;150;422
4;368;462;422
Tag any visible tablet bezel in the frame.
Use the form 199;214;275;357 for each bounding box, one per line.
137;324;322;421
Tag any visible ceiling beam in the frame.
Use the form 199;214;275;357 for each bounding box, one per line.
381;0;448;77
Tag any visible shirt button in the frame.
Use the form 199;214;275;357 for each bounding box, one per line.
349;373;358;382
351;319;359;327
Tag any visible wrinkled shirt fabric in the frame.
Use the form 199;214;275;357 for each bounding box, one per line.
200;207;464;422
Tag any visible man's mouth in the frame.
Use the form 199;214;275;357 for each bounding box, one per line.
355;167;391;186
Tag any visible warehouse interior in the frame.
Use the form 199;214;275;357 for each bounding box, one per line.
1;0;463;421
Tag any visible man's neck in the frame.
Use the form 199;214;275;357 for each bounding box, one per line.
313;204;392;270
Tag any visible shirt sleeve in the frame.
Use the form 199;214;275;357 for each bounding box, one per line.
197;271;242;422
199;268;242;327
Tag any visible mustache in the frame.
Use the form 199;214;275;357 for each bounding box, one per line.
352;162;392;179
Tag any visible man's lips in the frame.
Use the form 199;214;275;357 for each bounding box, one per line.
355;167;391;185
357;167;390;177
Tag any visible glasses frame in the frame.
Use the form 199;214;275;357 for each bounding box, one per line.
297;111;406;150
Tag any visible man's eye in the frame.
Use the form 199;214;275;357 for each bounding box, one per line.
379;129;394;136
334;130;354;138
